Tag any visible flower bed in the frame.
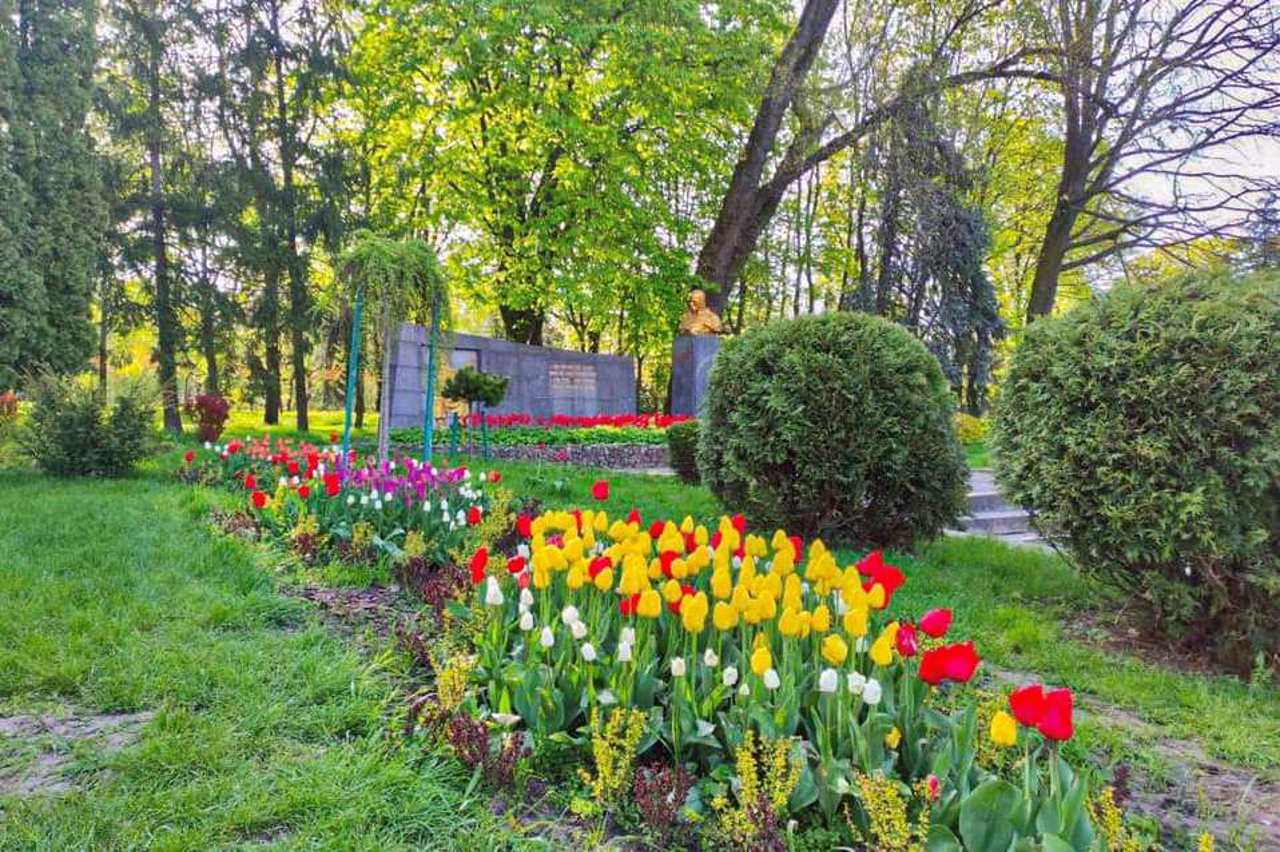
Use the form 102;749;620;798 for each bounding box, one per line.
185;436;496;567
451;503;1113;849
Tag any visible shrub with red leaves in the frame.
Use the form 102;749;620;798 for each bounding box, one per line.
633;763;694;843
185;393;231;442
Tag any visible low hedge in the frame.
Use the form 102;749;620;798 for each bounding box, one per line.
993;270;1279;670
666;420;699;484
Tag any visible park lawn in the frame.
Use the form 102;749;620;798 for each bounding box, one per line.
220;408;379;447
0;463;514;851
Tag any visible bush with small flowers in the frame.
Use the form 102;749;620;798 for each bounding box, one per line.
454;483;1107;849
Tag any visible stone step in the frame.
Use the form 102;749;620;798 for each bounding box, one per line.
967;490;1008;513
962;508;1032;535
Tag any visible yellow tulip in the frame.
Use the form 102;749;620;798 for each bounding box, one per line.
637;588;661;618
750;644;772;677
661;578;683;604
533;566;551;589
711;566;733;599
990;711;1017;747
694;525;708;546
593;567;615;592
730;583;751;613
842;606;869;638
680;515;694;534
867;583;886;609
782;574;803;611
811;604;831;633
681;591;708;633
821;634;848;665
756;591;777;621
771;548;794;577
593;511;608;532
670;558;688;580
870;622;899;666
885;727;902;749
779;606;803;638
713;601;738;631
566;563;586;590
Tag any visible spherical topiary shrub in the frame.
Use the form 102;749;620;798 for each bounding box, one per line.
993;270;1279;670
696;313;967;547
666;420;700;484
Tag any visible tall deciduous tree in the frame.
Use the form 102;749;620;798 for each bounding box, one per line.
1023;0;1280;321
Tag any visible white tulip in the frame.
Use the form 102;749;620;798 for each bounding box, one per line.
703;648;719;667
539;626;555;648
492;712;520;727
670;657;687;677
519;588;533;609
846;671;867;694
203;441;212;450
440;498;448;510
570;620;588;640
763;668;781;690
738;683;751;697
422;501;431;513
818;668;839;693
561;605;580;626
373;500;383;511
617;641;633;663
278;476;288;487
620;627;636;645
581;642;597;662
346;495;355;506
863;678;883;705
384;490;393;502
722;666;739;687
484;576;504;607
291;476;300;486
598;690;617;706
517;544;530;560
518;611;534;631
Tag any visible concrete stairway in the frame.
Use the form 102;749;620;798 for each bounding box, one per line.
953;470;1043;547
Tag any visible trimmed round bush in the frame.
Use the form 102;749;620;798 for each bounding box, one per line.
697;313;967;546
993;271;1279;669
666;420;700;484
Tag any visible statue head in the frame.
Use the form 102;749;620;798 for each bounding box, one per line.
688;288;707;312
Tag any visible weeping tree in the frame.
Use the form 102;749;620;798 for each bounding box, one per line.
338;232;449;463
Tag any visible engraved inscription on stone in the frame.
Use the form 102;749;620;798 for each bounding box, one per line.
549;362;597;396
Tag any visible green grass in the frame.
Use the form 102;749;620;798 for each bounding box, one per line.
0;463;512;850
964;440;990;469
220;408;378;447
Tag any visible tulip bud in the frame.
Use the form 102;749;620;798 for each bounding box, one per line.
570;620;587;640
763;669;780;690
561;605;579;626
847;671;867;694
539;626;555;648
519;611;534;631
863;678;883;705
722;666;739;687
670;657;687;677
519;588;533;609
703;648;719;667
818;667;838;693
617;641;633;662
581;642;597;662
620;627;636;645
484;576;504;607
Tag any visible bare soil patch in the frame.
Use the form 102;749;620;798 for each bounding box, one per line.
0;710;154;797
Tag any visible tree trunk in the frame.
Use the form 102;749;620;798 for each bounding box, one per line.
499;305;545;345
198;243;219;395
262;258;282;424
97;279;109;398
1026;203;1078;321
271;0;308;432
695;0;841;312
146;9;181;435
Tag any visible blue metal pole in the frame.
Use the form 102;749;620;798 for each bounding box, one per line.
421;295;441;463
342;287;365;461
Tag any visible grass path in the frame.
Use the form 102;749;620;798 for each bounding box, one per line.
0;468;504;851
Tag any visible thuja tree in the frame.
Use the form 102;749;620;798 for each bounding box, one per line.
339;232;449;463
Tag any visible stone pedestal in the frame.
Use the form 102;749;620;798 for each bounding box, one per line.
671;335;720;417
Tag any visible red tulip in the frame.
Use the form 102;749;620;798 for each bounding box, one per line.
506;555;526;575
1009;684;1046;727
324;473;341;497
591;479;610;501
659;550;679;578
731;513;746;534
620;593;640;616
467;506;482;526
626;508;642;526
918;641;981;685
469;547;488;584
329;432;338;444
516;570;530;589
250;491;267;509
488;471;501;483
896;622;919;657
857;550;885;576
926;774;940;801
710;530;723;551
244;473;257;491
571;508;583;534
287;459;300;476
649;520;665;540
919;608;953;638
788;535;804;563
683;532;698;554
863;563;906;604
516;514;532;539
1037;688;1075;741
183;450;195;464
588;555;612;580
298;485;310;499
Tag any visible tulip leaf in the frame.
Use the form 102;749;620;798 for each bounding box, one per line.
1040;835;1076;852
959;779;1020;852
925;824;962;852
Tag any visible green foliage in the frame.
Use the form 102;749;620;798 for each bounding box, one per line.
340;230;450;325
441;367;508;408
666;420;700;484
993;270;1280;669
20;373;154;477
954;412;990;445
392;424;669;448
697;313;968;546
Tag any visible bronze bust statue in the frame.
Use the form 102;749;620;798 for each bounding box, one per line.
678;288;722;335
